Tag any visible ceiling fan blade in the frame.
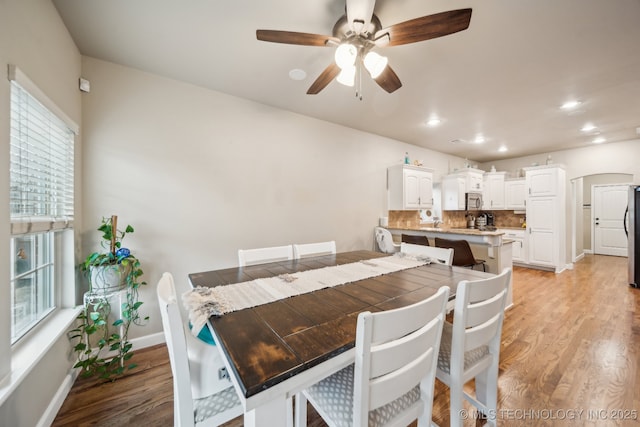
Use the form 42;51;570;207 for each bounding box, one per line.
375;8;472;47
374;65;402;93
256;30;339;46
307;62;341;94
346;0;376;34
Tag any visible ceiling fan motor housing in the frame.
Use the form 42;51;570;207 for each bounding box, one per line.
333;13;382;40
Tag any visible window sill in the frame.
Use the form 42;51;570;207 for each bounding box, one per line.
0;307;82;407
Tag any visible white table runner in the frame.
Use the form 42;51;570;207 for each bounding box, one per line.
183;253;431;336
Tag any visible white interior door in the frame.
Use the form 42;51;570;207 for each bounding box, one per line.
593;185;628;257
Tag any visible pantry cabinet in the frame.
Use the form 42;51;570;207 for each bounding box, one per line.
524;165;566;272
526;166;559;197
483;172;506;209
388;165;434;210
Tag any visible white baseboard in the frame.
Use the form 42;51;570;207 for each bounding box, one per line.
556;263;574;273
132;332;165;350
37;370;79;427
584;249;594;254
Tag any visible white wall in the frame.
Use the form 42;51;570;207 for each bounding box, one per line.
0;0;81;425
481;140;640;182
79;56;469;340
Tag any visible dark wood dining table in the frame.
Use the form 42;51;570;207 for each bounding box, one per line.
188;250;492;426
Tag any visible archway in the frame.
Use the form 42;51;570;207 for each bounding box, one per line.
571;173;633;262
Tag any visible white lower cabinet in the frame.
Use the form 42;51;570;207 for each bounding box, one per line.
501;229;527;264
511;236;526;263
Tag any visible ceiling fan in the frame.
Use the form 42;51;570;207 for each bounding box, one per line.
256;0;472;97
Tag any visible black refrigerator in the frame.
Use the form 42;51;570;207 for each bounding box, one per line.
626;185;640;288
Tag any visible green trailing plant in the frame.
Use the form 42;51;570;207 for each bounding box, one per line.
69;215;148;381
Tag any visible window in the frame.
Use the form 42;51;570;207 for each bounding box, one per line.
10;233;54;340
8;65;77;343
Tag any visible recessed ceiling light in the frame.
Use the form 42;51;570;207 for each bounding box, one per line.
288;69;307;81
426;117;441;127
561;100;582;110
592;137;606;144
581;123;597;132
498;145;508;152
474;135;485;144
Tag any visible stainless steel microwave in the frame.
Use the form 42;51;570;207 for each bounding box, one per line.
465;192;483;211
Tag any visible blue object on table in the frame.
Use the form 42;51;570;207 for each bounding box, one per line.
188;322;216;346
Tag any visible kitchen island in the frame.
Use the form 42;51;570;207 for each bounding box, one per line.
385;225;514;308
397;226;505;246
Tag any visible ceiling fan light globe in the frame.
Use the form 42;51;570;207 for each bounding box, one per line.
364;51;388;78
335;43;357;69
337;66;356;87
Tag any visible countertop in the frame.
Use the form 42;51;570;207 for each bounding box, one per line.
387;225;505;237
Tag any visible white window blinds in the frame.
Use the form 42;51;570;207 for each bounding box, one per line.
8;65;77;235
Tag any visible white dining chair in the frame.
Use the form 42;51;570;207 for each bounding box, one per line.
374;226;401;254
401;242;454;266
157;273;243;427
401;242;456;312
295;286;450;427
237;244;294;266
292;240;336;259
436;268;512;427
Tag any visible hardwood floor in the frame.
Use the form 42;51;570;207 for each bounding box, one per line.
52;255;640;426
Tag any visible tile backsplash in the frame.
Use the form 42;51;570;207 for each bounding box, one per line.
388;209;526;229
441;211;467;228
442;210;526;228
388;210;421;228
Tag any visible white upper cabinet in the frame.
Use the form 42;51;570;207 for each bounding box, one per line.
505;178;526;210
483;172;506;209
441;168;484;211
526;166;559;197
441;176;466;210
454;168;484;192
388;165;434;210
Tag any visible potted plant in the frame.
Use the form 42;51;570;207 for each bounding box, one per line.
69;215;148;380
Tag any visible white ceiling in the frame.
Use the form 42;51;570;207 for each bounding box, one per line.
52;0;640;163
